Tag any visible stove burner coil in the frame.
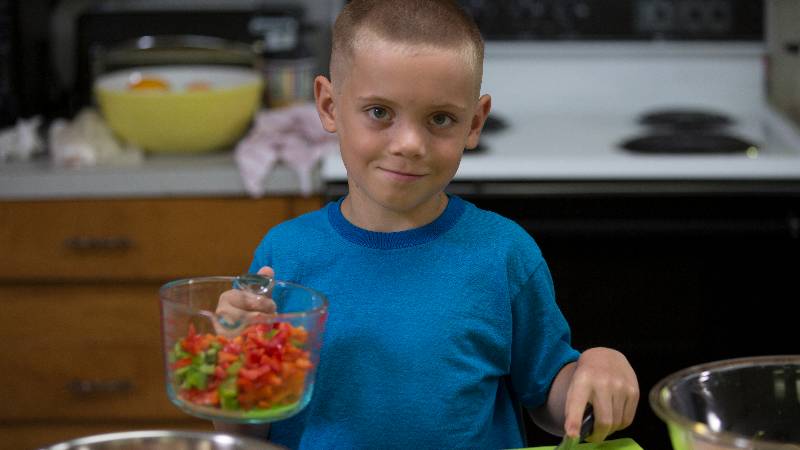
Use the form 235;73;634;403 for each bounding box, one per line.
621;134;757;154
482;114;508;133
639;109;734;131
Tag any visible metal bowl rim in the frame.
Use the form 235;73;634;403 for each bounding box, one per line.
39;429;278;449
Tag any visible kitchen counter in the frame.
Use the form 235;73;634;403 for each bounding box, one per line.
0;152;319;199
7;41;800;200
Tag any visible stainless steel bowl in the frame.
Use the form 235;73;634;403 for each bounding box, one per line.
38;430;285;450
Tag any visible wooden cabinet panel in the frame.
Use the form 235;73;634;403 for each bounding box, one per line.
0;197;296;281
0;283;187;420
0;195;323;450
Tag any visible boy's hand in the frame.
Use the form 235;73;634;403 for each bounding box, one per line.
565;347;639;442
215;267;277;334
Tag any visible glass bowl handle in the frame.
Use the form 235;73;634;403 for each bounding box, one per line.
215;274;275;330
233;273;274;296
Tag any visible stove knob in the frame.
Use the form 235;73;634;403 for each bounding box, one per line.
510;0;549;19
554;0;592;33
636;0;676;33
677;0;707;34
572;1;591;20
460;0;501;26
461;0;498;18
707;0;732;34
508;0;558;36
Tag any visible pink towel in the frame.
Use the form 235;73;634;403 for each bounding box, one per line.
235;103;338;197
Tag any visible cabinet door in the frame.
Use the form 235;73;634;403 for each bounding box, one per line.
0;283;197;421
0;197;294;280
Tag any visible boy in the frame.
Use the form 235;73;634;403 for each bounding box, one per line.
215;0;639;448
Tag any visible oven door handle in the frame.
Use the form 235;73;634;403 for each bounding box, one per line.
518;217;798;238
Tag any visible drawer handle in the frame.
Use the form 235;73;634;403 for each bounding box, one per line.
67;378;135;396
63;236;134;251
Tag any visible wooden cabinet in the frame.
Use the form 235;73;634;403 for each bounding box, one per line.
0;196;322;449
0;197;321;280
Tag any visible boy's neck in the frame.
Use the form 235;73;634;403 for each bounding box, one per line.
341;192;449;232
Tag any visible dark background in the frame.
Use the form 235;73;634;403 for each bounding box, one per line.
464;190;799;448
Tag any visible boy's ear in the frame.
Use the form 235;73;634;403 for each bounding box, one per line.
314;75;337;133
465;94;492;150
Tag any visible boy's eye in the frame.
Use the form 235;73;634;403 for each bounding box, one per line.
367;107;390;121
430;113;454;128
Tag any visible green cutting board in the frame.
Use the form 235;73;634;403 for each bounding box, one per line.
518;437;643;450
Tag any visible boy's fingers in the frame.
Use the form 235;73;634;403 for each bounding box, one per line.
622;393;638;429
256;266;275;277
213;267;277;336
218;290;276;314
585;393;612;442
564;380;592;437
234;292;277;314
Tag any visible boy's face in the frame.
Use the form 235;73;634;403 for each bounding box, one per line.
315;37;491;222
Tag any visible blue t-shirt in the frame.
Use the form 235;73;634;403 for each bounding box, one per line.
248;195;579;449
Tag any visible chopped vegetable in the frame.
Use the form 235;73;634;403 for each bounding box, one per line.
169;322;313;413
186;80;213;91
128;76;170;91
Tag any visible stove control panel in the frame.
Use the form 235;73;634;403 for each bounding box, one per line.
457;0;762;40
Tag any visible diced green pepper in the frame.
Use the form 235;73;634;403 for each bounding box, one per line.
181;370;208;390
203;348;218;364
227;361;243;376
219;377;239;410
169;342;191;362
175;365;192;378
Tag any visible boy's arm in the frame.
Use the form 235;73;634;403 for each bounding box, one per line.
527;360;575;437
527;347;639;442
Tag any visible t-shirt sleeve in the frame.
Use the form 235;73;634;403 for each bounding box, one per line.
247;233;274;273
509;260;580;409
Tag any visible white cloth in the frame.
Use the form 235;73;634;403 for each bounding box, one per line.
235;103;338;197
0;116;44;161
48;108;142;167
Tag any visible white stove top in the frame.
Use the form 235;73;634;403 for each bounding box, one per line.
322;42;800;182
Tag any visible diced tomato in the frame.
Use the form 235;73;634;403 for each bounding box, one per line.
171;357;193;370
172;322;314;413
218;351;239;364
184;388;219;406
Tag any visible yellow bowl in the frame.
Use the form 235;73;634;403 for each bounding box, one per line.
94;65;263;153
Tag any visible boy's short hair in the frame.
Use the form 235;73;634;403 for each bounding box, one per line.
330;0;485;95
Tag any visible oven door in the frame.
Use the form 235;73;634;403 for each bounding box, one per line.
458;185;800;448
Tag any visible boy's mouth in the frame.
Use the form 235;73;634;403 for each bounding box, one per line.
379;167;424;181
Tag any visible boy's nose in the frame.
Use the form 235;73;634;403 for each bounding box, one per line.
389;121;427;158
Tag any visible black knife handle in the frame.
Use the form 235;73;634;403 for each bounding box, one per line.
579;404;595;440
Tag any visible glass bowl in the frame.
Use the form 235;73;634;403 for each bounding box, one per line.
649;355;800;450
160;275;328;424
